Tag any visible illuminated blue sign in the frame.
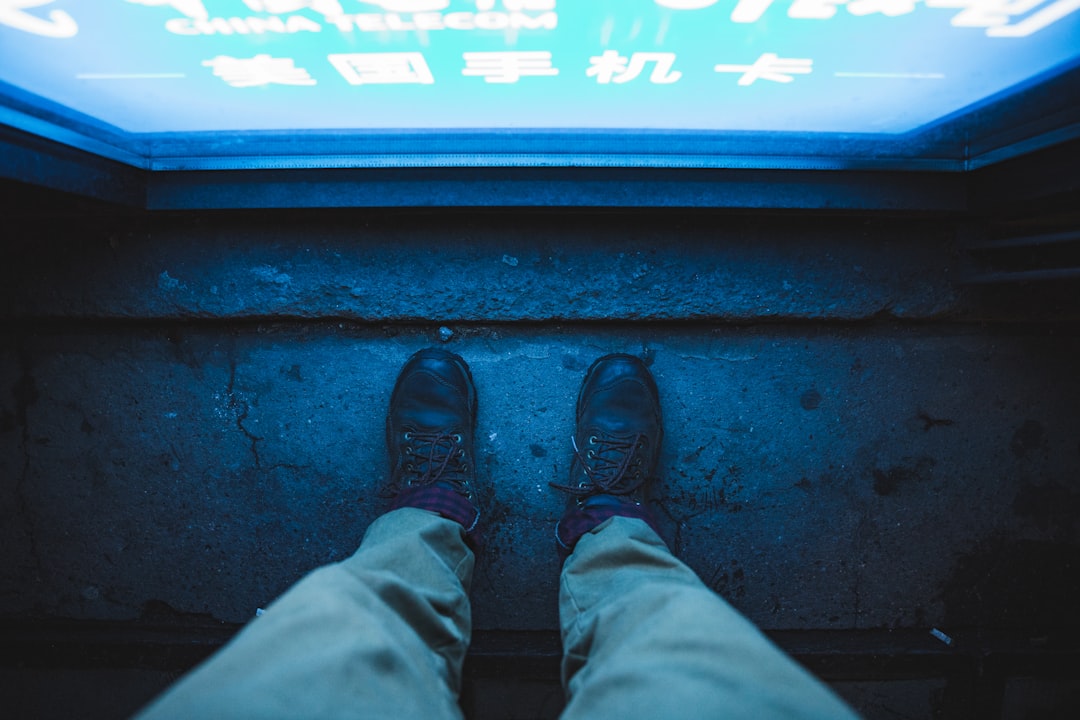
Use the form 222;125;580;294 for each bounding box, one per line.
1;0;1079;168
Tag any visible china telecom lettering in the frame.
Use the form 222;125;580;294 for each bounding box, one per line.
330;10;557;30
153;0;1078;39
167;14;322;33
165;10;557;35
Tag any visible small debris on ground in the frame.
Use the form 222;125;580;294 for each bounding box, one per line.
930;628;953;646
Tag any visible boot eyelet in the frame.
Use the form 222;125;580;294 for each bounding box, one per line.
404;446;413;455
405;463;414;471
461;464;469;472
587;450;596;459
458;450;466;459
453;434;463;443
588;436;598;445
403;432;412;440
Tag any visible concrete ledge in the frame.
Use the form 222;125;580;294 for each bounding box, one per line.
0;213;962;322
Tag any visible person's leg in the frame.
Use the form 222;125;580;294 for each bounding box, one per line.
551;354;859;720
559;516;858;720
135;348;483;720
136;507;472;720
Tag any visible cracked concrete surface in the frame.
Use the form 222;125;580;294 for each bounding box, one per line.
2;200;1079;720
3;326;1077;637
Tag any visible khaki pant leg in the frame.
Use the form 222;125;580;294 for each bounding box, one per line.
559;516;859;720
134;508;473;720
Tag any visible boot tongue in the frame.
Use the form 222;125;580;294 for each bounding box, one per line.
407;432;461;482
571;430;644;496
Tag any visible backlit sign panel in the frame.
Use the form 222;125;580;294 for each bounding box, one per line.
1;1;1078;168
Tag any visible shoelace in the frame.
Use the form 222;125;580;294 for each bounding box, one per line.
394;430;471;495
550;432;647;498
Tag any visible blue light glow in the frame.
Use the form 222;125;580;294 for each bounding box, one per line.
1;1;1079;169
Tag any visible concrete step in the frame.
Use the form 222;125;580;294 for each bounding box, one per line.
3;204;1079;719
3;325;1077;630
0;210;1061;323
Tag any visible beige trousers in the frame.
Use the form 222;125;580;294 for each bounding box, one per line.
135;509;858;720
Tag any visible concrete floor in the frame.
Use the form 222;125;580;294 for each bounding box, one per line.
2;204;1079;718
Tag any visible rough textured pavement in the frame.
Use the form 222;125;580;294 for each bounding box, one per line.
3;325;1078;635
2;202;1079;719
